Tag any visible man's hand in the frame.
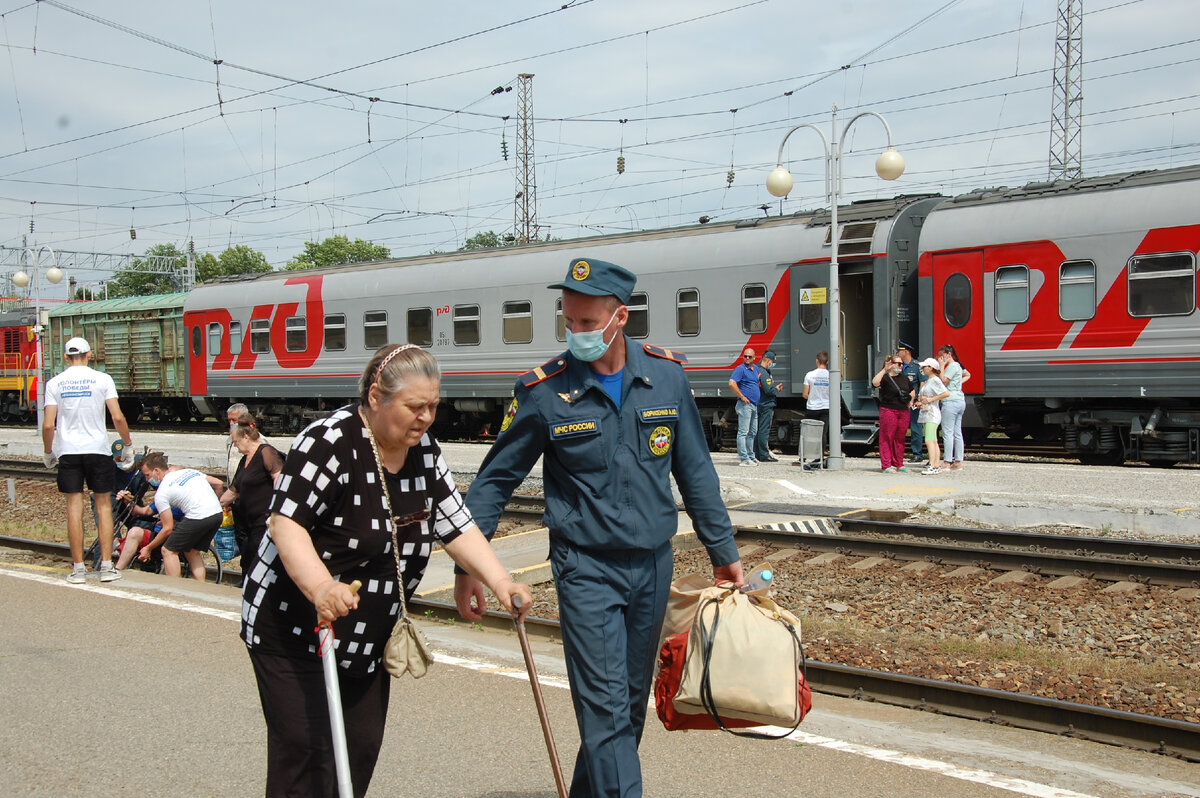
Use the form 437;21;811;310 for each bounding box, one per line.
42;452;56;469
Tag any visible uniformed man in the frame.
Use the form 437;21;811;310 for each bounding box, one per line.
456;257;744;798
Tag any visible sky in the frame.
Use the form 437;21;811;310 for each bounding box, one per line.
0;0;1196;293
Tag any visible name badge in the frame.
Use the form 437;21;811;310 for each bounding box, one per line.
550;419;600;438
638;405;678;422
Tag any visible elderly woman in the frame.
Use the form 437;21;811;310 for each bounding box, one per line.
219;412;283;582
241;344;531;798
871;353;914;472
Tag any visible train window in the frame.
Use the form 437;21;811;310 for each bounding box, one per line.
993;266;1029;324
742;284;767;334
554;299;565;342
229;322;242;355
454;304;480;346
1059;261;1096;321
208;322;222;356
943;273;971;329
1128;252;1196;317
677;289;700;336
285;316;306;352
798;283;822;334
191;325;202;358
502;300;533;344
364;311;388;349
323;314;346;351
407;308;432;347
250;318;270;353
626;292;649;339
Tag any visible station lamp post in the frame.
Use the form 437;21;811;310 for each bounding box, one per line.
766;106;904;470
13;246;64;431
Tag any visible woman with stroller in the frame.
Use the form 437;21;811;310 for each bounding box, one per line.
219;412;283;581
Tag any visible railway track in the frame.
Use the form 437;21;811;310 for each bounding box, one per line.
3;527;1196;761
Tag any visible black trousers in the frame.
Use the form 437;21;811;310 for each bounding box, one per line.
249;648;391;798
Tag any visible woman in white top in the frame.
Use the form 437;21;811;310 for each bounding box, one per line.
915;359;950;475
936;344;971;470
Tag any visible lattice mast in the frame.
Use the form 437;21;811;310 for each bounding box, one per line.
514;73;538;244
1048;0;1083;180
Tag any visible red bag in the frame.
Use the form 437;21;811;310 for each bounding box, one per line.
654;629;812;733
655;630;758;731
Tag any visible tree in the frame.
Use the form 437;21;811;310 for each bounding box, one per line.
199;245;272;281
106;243;188;298
284;235;390;270
459;231;515;251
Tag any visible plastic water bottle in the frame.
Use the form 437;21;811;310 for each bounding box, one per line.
743;567;773;592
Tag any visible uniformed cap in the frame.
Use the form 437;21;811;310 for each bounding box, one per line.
65;337;90;355
897;341;916;356
548;258;635;304
762;350;776;360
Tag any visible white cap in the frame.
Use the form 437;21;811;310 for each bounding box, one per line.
65;337;91;355
918;357;940;370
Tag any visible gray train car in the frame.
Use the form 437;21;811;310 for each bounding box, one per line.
183;196;936;448
918;165;1200;465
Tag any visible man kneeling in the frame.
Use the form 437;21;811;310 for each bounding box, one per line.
137;452;224;580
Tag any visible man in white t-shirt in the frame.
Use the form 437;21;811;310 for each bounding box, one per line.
43;337;133;584
136;451;224;580
796;350;831;467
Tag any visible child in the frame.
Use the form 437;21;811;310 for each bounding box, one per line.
915;359;950;475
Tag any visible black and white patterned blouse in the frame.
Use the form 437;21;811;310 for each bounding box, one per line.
240;405;472;676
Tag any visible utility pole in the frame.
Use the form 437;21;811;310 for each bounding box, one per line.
514;73;538;244
1048;0;1083;180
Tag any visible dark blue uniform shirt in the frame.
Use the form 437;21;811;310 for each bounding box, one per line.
466;338;738;567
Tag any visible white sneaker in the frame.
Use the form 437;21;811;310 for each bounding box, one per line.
921;466;941;475
738;460;755;467
66;567;86;584
99;564;122;583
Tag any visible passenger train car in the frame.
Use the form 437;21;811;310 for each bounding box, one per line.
41;163;1200;466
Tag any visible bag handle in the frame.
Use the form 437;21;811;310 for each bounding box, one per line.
360;407;421;622
695;594;807;739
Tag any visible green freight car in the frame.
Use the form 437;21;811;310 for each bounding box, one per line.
46;294;196;423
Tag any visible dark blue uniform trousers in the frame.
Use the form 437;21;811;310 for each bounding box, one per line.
550;537;674;798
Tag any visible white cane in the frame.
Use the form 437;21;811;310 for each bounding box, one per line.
317;579;361;798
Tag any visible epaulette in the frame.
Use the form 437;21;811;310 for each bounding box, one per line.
519;356;568;388
643;344;688;364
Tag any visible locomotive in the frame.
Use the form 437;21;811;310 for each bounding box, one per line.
38;163;1200;466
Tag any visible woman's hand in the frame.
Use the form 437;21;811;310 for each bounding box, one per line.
492;577;533;622
312;579;360;623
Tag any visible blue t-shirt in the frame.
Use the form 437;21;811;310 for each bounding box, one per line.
597;369;623;411
729;363;761;404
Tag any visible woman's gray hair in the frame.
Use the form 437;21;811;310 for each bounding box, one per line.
359;344;440;404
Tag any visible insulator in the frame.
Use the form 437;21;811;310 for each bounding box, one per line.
617;155;625;175
130;228;137;240
29;220;34;233
501;139;509;161
726;169;735;187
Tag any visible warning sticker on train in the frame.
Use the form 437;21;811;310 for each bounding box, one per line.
648;425;672;456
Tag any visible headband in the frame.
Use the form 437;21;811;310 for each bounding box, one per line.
374;344;420;383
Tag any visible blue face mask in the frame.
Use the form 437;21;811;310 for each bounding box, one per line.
566;310;619;362
148;476;161;487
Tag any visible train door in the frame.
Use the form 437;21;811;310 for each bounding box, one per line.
931;250;985;393
787;261;829;395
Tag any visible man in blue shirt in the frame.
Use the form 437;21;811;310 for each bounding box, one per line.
457;257;744;798
728;348;761;466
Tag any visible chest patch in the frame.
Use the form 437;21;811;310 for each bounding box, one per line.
648;425;672;456
549;419;600;439
638;405;678;422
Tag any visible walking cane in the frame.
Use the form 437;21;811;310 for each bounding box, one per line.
512;595;569;798
317;579;362;798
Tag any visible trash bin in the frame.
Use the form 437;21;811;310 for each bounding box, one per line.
799;419;825;469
